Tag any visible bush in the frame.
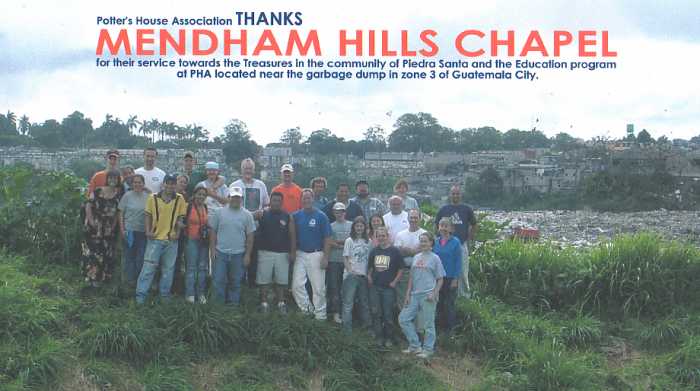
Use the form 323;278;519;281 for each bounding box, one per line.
78;308;163;361
0;165;84;263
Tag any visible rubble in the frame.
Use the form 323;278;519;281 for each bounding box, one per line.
481;210;700;247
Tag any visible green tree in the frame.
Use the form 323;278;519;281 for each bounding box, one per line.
220;119;259;165
61;111;93;148
637;129;653;144
553;132;579;151
18;115;30;136
472;126;504;151
388;112;452;152
478;167;504;199
30;119;63;148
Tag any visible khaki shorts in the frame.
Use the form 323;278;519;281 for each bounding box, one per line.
256;250;289;286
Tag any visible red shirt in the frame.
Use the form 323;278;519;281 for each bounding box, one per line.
271;183;303;214
186;204;208;240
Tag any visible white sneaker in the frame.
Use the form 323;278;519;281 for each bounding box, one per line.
186;296;195;304
417;351;433;359
198;296;207;304
333;313;342;324
402;347;422;354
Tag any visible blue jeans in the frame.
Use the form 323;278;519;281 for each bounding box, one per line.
326;262;344;314
342;274;370;333
123;231;146;285
399;292;437;353
369;285;396;342
135;239;178;304
185;238;209;299
438;278;458;332
213;251;244;305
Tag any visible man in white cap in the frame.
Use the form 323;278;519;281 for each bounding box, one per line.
208;185;256;305
196;161;229;210
271;163;302;214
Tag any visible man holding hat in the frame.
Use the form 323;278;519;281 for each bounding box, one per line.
135;173;187;304
87;149;121;198
183;151;207;197
196;161;229;210
271;163;303;214
208;186;256;305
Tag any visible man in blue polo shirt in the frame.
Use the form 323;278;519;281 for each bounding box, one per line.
292;189;332;320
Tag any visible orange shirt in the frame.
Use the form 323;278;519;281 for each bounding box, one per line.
271;183;303;214
87;171;108;197
186;204;208;240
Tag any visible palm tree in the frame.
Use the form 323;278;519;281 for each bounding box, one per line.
19;115;30;136
6;111;16;129
126;115;138;136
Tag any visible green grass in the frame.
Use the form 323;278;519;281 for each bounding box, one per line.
77;308;163;362
667;336;700;388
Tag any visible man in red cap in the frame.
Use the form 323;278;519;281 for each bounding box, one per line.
87;149;121;198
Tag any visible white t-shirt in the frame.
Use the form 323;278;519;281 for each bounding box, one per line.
230;178;269;212
343;237;371;276
383;211;409;243
394;227;427;267
135;167;165;194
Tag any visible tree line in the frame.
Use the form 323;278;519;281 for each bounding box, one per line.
0;110;690;164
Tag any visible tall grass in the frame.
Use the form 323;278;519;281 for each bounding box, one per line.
587;233;700;317
77;308;163;361
454;297;605;390
471;239;590;311
471;233;700;318
0;255;67;343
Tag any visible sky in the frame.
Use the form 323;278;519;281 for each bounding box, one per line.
1;0;699;145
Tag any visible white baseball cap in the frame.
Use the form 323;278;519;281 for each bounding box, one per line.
333;202;346;211
205;161;220;170
280;163;294;172
228;186;243;197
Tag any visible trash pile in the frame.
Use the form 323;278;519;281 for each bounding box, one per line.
481;210;700;247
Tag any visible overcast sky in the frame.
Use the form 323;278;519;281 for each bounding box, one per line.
1;0;699;145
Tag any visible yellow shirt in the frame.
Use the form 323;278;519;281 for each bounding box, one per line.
145;193;187;240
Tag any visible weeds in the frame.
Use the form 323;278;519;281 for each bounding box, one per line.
667;336;700;387
77;308;162;361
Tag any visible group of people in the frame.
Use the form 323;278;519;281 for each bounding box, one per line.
82;148;477;358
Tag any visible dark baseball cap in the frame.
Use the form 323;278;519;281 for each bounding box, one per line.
106;149;120;158
163;173;178;183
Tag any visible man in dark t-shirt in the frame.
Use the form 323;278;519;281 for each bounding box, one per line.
323;183;363;222
435;185;477;297
368;226;403;347
256;192;296;313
